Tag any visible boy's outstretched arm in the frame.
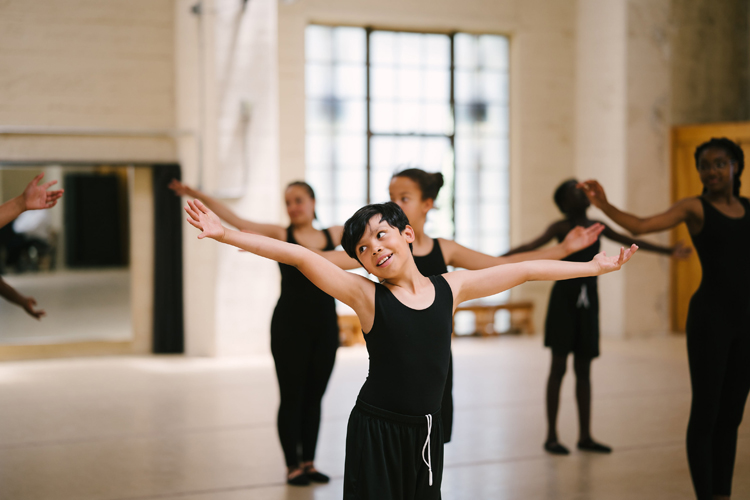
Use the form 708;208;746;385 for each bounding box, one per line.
315;249;362;270
0;278;45;320
445;223;603;270
186;200;374;318
445;245;638;305
0;174;63;230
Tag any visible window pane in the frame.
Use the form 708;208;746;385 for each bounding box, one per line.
371;100;397;133
424;34;451;68
305;25;332;63
371;31;396;65
397;68;422;100
305;63;332;98
480;71;509;104
479;35;509;70
335;27;366;63
371;66;396;100
306;134;332;168
334;100;367;133
335;134;366;166
335;65;366;99
454;34;477;69
397;33;422;66
424;69;450;102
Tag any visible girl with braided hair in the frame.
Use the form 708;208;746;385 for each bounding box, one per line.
579;137;749;500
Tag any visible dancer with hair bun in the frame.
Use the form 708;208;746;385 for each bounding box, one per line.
579;137;749;500
169;179;340;486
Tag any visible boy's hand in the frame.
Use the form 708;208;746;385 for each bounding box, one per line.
562;223;604;254
185;199;225;240
168;179;193;197
22;297;45;320
671;241;692;260
23;173;64;211
593;244;638;274
577;180;607;209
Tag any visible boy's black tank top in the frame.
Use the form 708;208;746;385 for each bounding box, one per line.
414;238;449;276
690;197;750;306
358;274;454;416
277;226;336;310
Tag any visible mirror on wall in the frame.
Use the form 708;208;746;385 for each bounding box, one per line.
0;165;132;345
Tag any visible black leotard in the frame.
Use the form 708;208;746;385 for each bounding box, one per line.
358;275;454;416
545;226;601;358
685;197;750;499
414;238;449;277
414;239;455;443
270;226;340;468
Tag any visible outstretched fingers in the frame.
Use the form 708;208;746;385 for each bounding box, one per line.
618;244;638;266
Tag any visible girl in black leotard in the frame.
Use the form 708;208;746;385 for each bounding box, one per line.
169;179;342;486
321;169;604;444
506;179;687;456
579;137;749;500
186;198;638;500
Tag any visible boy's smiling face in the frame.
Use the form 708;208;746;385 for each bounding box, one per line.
355;215;415;279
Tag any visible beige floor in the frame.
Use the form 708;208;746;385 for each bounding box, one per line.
0;335;747;500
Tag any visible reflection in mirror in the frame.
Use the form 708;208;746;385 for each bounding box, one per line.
0;165;132;345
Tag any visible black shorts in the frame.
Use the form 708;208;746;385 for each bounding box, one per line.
344;399;444;500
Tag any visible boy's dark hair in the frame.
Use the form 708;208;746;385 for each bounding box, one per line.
342;202;411;263
553;179;579;215
392;168;445;201
694;137;745;196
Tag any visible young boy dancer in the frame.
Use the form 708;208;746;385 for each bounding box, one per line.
185;199;637;500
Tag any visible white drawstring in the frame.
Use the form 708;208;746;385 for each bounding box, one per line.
576;284;590;309
421;414;433;486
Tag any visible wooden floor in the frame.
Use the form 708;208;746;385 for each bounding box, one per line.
0;335;748;500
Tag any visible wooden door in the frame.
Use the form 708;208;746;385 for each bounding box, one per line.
671;122;750;332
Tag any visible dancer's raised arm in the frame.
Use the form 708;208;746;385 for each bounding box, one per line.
446;244;638;305
317;224;604;272
170;179;287;240
578;180;702;236
186;199;373;315
0;174;63;230
445;223;604;269
0;277;45;320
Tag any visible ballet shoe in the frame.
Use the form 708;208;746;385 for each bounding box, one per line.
544;441;570;455
577;440;612;453
304;467;330;484
287;468;310;486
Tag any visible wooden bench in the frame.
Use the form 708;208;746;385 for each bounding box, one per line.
454;301;535;336
338;301;534;345
338;315;365;346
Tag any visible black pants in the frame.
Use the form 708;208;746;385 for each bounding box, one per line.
270;316;338;468
344;400;444;500
686;295;750;499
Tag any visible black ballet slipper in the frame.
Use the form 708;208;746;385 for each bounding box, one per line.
577;440;612;453
305;471;331;483
287;470;311;486
544;441;570;455
305;469;330;483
